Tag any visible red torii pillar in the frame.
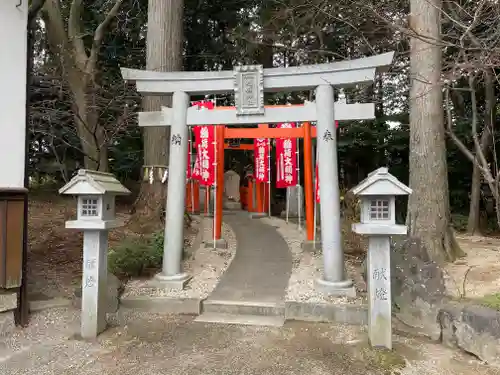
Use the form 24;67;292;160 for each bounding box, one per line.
214;125;224;241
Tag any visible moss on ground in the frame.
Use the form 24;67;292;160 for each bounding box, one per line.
362;347;406;374
347;341;411;375
480;293;500;311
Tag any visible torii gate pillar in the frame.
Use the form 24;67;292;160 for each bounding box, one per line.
315;85;355;296
155;91;192;288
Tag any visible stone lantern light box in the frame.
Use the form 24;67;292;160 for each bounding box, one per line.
351;167;412;236
58;169;130;230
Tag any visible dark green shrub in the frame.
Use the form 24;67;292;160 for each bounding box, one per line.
149;230;189;260
149;230;165;266
108;231;164;278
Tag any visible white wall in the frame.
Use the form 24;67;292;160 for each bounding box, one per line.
0;1;28;189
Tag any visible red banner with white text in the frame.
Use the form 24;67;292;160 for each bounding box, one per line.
191;100;215;110
187;145;192;179
254;138;269;183
276;123;297;188
193;125;216;186
190;100;215;184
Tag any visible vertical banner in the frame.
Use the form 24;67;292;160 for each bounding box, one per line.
191;100;215;110
276;123;297;188
254;138;269;182
186;143;192;179
190;100;215;184
194;126;216;186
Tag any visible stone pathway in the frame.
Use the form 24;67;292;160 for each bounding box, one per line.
206;212;293;304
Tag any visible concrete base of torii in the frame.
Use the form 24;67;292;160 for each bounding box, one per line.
153;272;192;290
301;241;321;252
315;278;356;298
205;238;228;249
250;212;267;219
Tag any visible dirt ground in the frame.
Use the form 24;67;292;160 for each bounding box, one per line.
1;307;498;375
27;196;135;301
445;234;500;299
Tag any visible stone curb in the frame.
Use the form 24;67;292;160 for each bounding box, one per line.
284;301;368;325
202;299;285;316
0;310;15;336
188;216;206;256
29;298;72;312
0;291;17;313
119;296;369;326
120;296;202;315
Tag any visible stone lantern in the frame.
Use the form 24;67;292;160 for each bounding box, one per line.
59;169;130;339
350;167;412;350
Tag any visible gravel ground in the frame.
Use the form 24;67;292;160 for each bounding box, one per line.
1;307;497;375
445;235;500;298
261;216;365;305
121;217;237;299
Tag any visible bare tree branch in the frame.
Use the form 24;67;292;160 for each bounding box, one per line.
42;0;79;83
86;0;125;74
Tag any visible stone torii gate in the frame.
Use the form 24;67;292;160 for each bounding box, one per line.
121;52;394;296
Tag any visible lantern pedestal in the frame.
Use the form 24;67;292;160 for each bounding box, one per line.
366;235;392;349
81;230;108;339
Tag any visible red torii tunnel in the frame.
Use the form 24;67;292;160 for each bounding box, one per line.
186;116;326;243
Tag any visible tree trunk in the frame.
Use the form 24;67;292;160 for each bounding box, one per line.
133;0;184;222
467;164;483;234
467;71;495;234
73;85;108;171
407;0;464;263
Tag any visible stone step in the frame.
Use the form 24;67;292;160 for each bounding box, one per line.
202;299;285;317
194;312;285;327
0;292;17;313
